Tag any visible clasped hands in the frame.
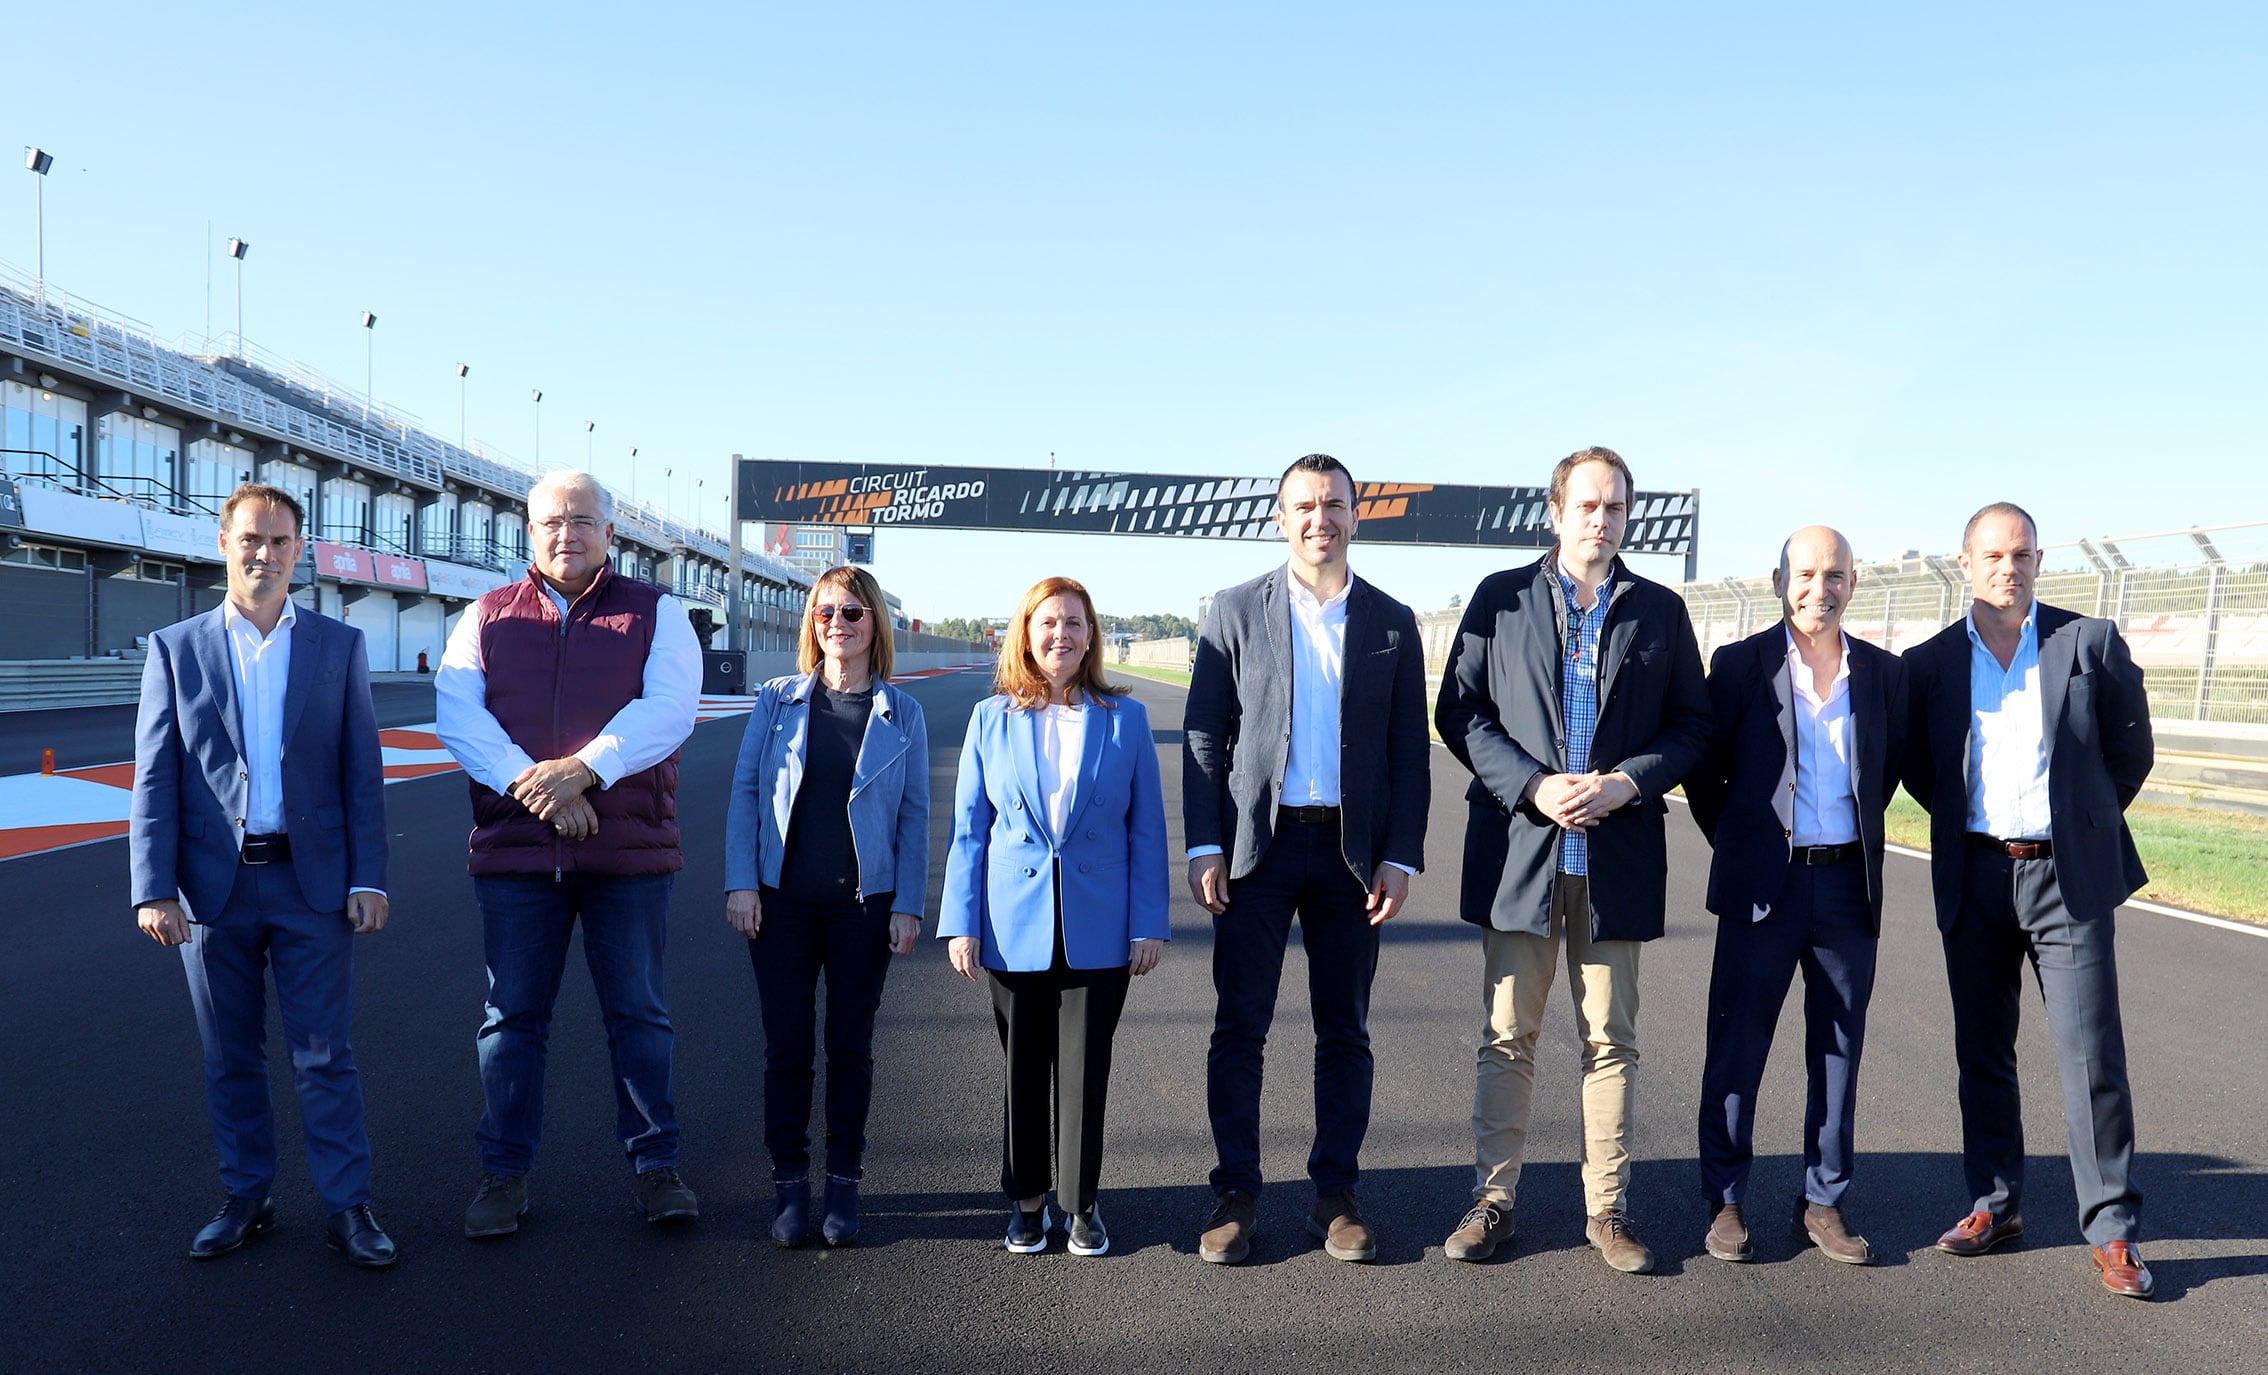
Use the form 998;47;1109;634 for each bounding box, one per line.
1527;770;1639;830
510;756;600;839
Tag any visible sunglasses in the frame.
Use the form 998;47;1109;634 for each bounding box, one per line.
813;604;869;624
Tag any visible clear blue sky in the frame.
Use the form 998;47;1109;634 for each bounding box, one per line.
11;2;2263;622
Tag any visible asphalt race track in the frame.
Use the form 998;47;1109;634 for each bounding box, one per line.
2;672;2263;1374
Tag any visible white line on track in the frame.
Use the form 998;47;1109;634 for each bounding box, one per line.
1658;792;2266;939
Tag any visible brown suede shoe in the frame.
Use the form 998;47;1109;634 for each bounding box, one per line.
1198;1190;1258;1265
1586;1210;1656;1274
1705;1203;1752;1262
1797;1201;1873;1265
1935;1210;2023;1256
2092;1241;2154;1298
1308;1190;1377;1263
1443;1200;1514;1262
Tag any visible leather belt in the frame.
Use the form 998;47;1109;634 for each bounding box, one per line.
1970;833;2052;860
1278;805;1342;826
1793;841;1862;866
240;832;292;866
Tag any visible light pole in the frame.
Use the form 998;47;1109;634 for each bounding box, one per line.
455;363;469;448
585;420;595;473
25;148;53;304
629;447;639;507
358;311;377;418
663;466;673;522
530;389;543;463
227;238;248;352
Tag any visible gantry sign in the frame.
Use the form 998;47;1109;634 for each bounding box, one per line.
723;457;1699;647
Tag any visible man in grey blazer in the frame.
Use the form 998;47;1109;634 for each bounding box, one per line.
1901;501;2157;1298
1184;454;1430;1265
130;483;396;1268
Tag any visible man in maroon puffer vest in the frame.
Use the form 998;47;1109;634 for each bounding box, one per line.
437;469;703;1239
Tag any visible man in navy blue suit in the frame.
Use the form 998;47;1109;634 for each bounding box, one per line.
131;483;396;1268
1685;526;1906;1267
1902;502;2156;1298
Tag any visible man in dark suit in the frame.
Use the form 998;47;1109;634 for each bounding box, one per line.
1903;501;2156;1298
130;482;396;1268
1686;526;1906;1267
1435;446;1710;1274
1184;453;1430;1265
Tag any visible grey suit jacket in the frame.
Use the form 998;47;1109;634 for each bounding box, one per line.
1900;602;2152;928
1183;566;1430;884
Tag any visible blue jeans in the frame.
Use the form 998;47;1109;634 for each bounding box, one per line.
473;873;680;1176
1206;816;1380;1198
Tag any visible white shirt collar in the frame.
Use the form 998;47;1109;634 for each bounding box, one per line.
222;595;297;640
1286;565;1353;612
1965;603;2036;650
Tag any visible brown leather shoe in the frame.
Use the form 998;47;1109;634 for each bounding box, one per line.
2092;1241;2154;1298
1586;1210;1656;1274
1308;1190;1376;1263
1198;1190;1257;1264
1705;1203;1752;1262
1443;1200;1514;1262
1936;1210;2023;1255
1798;1201;1873;1265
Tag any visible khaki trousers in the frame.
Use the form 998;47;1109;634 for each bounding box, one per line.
1472;873;1642;1216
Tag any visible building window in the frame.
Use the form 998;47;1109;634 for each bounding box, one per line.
321;478;371;546
95;413;181;502
259;460;318;530
1;541;90;572
1;381;89;484
183;439;253;517
373;492;415;555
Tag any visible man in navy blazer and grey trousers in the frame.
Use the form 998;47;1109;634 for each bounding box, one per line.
1902;501;2157;1299
1685;526;1906;1268
1184;454;1430;1266
131;483;395;1268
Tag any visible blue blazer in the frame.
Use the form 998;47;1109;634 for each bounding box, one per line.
129;605;389;920
937;692;1171;972
722;672;931;914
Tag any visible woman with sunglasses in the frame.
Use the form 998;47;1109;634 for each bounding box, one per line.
938;575;1169;1256
724;566;929;1247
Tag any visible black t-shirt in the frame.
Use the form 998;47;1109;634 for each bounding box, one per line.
778;685;874;901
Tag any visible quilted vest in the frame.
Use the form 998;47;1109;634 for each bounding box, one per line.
467;565;682;876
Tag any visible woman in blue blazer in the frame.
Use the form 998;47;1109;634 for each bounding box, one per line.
939;575;1170;1257
724;566;929;1249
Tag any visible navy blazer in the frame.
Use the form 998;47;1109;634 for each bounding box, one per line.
1435;555;1712;941
1685;625;1907;932
1183;567;1430;883
938;692;1171;972
1901;602;2152;928
130;605;389;920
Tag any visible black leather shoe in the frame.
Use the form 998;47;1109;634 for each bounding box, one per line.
770;1178;810;1248
190;1196;275;1259
326;1203;399;1268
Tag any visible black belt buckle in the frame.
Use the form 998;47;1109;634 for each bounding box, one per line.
241;833;290;866
1799;843;1854;867
1280;804;1341;826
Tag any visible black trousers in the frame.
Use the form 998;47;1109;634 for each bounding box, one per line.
988;953;1132;1217
748;888;895;1181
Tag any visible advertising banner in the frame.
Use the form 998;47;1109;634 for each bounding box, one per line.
371;553;429;592
311;541;375;583
734;460;1696;554
424;559;512;600
139;508;221;561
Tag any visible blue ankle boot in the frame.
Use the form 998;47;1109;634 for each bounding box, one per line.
821;1174;860;1247
770;1178;810;1248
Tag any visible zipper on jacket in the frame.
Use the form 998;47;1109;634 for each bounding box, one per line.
553;591;568;882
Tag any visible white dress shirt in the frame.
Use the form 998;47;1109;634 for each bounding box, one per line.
435;583;703;794
1282;569;1350;808
1035;702;1085;839
224;596;382;896
1964;607;2053;839
223;597;296;836
1786;629;1860;847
